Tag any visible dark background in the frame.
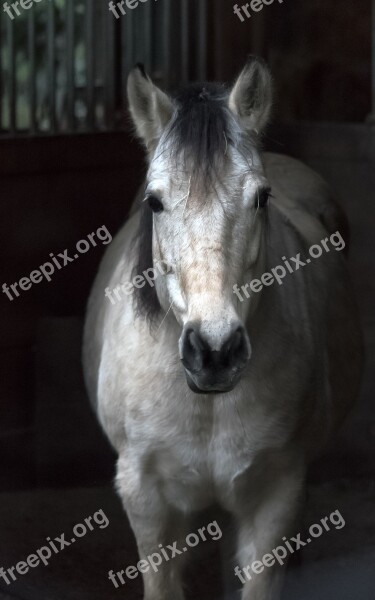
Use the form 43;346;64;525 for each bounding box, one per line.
0;1;374;599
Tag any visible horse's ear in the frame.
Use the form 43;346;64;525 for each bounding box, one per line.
127;64;175;151
228;57;273;134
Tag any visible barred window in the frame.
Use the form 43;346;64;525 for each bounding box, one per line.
0;0;209;136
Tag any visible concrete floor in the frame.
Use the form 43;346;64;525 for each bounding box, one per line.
0;481;374;599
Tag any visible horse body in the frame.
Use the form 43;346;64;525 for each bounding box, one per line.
83;60;362;600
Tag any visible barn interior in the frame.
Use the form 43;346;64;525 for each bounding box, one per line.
0;0;374;598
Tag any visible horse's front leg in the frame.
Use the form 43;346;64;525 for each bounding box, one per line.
116;454;187;600
233;461;304;600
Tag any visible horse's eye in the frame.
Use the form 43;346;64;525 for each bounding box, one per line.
257;188;271;209
147;195;164;213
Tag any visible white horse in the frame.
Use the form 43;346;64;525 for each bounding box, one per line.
83;58;363;600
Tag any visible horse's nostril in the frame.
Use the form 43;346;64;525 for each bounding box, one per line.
181;323;250;376
188;328;207;353
225;329;242;354
181;326;204;373
221;327;249;367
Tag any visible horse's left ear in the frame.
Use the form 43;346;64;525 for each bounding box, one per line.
127;64;175;151
228;56;273;134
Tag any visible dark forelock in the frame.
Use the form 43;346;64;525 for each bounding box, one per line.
163;83;247;190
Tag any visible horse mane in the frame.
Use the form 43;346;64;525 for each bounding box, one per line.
132;82;258;329
131;199;162;328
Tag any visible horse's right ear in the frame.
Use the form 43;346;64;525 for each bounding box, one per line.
228;56;273;134
127;65;175;151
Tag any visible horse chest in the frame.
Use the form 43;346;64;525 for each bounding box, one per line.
132;402;267;512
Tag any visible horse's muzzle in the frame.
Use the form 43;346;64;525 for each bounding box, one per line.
180;322;251;394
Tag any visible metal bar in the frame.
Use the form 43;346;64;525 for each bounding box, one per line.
47;0;56;132
121;16;129;104
7;15;16;134
143;0;152;72
250;6;266;58
66;0;75;131
198;0;208;82
28;8;37;134
105;4;115;128
181;0;189;84
85;0;95;129
0;11;4;133
163;0;171;88
114;17;122;115
213;0;224;82
372;0;375;117
124;6;134;76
